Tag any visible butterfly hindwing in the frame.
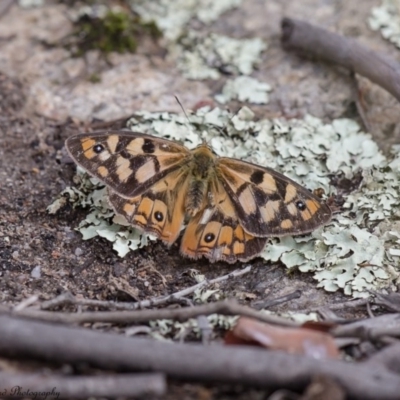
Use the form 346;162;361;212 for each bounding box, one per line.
66;131;191;198
216;158;332;237
108;168;191;244
180;177;268;263
181;203;267;263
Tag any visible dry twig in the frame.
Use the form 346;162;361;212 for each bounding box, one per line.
0;371;165;399
253;290;301;310
0;315;399;400
366;343;400;374
0;299;299;327
295;298;369;315
373;291;400;312
40;266;252;311
332;313;400;339
281;18;400;102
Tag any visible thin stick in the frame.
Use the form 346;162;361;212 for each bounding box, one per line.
295;298;369;314
281;18;400;103
0;371;166;398
40;266;252;311
349;72;372;132
373;291;400;313
366;343;400;372
253;290;302;310
2;299;299;327
13;295;39;311
332;313;400;339
0;315;400;400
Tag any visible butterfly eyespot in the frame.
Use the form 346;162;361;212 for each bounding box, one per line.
93;144;104;154
295;200;306;210
154;211;164;222
204;233;215;243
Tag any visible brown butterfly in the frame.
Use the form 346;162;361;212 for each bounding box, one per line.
65;131;332;263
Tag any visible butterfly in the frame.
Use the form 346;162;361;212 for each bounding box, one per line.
65;131;332;263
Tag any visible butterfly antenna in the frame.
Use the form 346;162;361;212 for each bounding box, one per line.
174;95;191;124
174;95;207;145
174;95;214;145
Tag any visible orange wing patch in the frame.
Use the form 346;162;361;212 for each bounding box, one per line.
108;168;190;244
180;211;267;263
180;177;268;263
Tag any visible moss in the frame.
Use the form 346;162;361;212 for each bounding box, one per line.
65;9;161;57
88;73;101;83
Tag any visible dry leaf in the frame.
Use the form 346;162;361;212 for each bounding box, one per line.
225;317;339;359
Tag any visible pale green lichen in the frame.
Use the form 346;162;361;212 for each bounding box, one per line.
175;33;267;80
53;106;400;297
18;0;43;7
130;0;242;41
147;313;238;341
48;167;155;257
369;0;400;48
129;1;270;103
215;76;272;104
145;309;319;341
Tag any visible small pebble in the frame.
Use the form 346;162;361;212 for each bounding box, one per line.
31;265;41;279
75;247;83;257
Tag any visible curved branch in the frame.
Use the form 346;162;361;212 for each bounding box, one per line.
281;18;400;102
0;372;165;398
0;315;399;399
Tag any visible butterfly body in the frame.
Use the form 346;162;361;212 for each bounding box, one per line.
66;131;331;263
182;145;217;216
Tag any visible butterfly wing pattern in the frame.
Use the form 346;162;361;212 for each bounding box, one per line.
216;158;332;236
66;130;332;263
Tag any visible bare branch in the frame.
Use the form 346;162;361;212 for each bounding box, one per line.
1;299;299;327
366;343;400;374
373;292;400;313
332;313;400;339
281;18;400;103
0;315;400;399
253;290;301;310
295;298;369;315
0;371;166;398
40;266;252;311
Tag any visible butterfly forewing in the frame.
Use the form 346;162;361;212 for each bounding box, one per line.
216;158;332;237
66;131;191;198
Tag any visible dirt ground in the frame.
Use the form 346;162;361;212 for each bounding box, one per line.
1;0;400;399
